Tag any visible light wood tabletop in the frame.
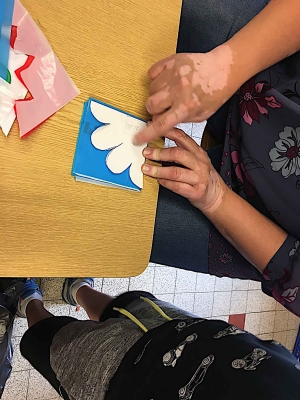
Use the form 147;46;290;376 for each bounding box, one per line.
0;0;182;277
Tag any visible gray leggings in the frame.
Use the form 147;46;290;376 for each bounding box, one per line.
150;0;270;272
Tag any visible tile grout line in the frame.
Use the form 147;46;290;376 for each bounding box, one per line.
25;368;30;400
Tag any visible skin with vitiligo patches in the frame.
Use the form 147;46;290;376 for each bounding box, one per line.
140;45;235;144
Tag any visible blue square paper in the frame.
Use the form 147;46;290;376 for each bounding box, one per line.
0;0;15;81
72;98;145;192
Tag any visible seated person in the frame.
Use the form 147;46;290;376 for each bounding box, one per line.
18;278;300;400
138;0;300;315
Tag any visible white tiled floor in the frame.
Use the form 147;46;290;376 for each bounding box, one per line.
3;265;299;399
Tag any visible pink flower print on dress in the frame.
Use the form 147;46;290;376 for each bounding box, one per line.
239;79;282;125
231;150;255;196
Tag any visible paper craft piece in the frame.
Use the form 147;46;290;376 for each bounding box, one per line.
11;0;79;138
0;48;28;136
0;0;15;81
72;98;146;191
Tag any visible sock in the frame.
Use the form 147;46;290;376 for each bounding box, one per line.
70;280;91;305
18;290;43;318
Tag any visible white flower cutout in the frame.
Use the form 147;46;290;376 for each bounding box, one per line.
269;126;300;178
90;101;146;189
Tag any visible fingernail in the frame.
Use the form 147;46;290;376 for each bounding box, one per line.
142;164;150;172
143;148;152;156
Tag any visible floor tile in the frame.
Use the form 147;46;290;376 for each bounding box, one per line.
248;281;261;290
44;301;71;317
260;293;276;312
228;314;246;330
232;279;249;291
274;310;289;333
260;311;275;334
194;293;213;318
155;293;174;303
11;336;32;372
94;278;103;292
147;262;156;268
286;330;298;351
230;291;247;314
129;267;155;293
27;369;59;400
13;317;28;338
153;267;177;295
195;274;215;293
69;306;89;320
173;293;195;314
245;313;261;335
175;270;197;293
41;278;65;301
212;292;231;316
246;290;262;313
214;277;233;292
273;330;287;347
287;312;300;331
275;300;287;311
102;278;129;297
212;315;229;323
258;333;273;340
2;370;29;400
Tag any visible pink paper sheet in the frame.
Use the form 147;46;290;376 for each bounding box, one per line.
12;0;80;137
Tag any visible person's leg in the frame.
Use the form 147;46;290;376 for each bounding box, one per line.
19;280;74;399
62;278;114;321
177;0;270;142
76;285;113;321
20;278;114;400
26;299;53;327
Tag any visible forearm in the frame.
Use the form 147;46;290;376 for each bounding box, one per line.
219;0;300;89
203;178;288;273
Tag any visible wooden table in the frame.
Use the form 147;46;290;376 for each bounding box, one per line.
0;0;181;277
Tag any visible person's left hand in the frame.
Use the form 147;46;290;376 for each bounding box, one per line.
141;128;225;213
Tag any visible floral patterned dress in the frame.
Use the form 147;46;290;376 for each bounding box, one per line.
208;53;300;316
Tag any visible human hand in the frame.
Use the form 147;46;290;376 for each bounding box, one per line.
134;45;238;145
142;128;226;213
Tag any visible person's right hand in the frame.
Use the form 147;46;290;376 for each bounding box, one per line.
134;45;240;145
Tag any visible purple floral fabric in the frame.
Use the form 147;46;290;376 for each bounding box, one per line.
208;54;300;316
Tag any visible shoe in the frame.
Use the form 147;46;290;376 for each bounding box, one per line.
62;278;94;306
17;278;43;318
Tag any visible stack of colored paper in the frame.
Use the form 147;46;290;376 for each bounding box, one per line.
72;98;146;191
0;0;79;138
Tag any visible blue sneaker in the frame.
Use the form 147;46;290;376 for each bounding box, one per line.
62;278;94;306
17;278;43;318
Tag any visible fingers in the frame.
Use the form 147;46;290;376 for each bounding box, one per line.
142;164;199;185
148;55;174;80
148;70;169;95
133;108;186;145
163;128;202;156
158;178;196;199
146;89;171;115
143;146;198;170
